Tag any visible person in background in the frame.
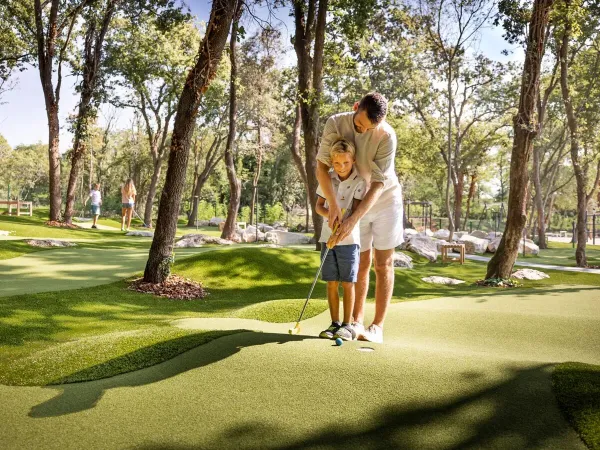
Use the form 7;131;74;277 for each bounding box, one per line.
85;183;102;229
121;178;137;232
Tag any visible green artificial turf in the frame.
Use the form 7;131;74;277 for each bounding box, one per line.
235;299;329;323
1;327;241;386
553;362;600;449
0;240;49;260
516;242;600;267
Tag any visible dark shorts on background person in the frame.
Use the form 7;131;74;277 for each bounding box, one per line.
122;203;134;209
320;244;360;283
91;205;100;215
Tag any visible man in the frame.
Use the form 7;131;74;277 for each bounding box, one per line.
316;92;403;343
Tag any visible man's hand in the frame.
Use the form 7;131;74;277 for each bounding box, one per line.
328;201;343;230
327;214;358;248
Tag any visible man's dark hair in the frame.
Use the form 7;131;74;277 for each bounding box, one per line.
358;92;388;124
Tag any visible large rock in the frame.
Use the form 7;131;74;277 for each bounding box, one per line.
512;269;549;280
454;231;469;240
458;235;489;254
433;229;450;240
274;226;289;232
260;224;274;233
487;237;539;255
126;231;154;237
404;228;419;240
435;239;449;251
239;226;266;243
418;229;434;237
0;230;11;236
470;230;488;239
406;236;438;262
487;231;502;241
422;276;465;285
26;239;76;247
393;252;413;269
208;217;225;227
175;234;234;247
268;230;311;245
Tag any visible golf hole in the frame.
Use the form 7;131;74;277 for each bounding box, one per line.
357;347;375;352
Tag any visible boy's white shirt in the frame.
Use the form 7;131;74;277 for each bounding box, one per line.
317;167;366;245
89;190;101;205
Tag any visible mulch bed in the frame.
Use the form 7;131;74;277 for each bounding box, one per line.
475;278;523;288
128;275;208;300
45;221;79;229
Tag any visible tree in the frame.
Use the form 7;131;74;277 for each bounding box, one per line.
486;0;554;279
0;2;32;102
143;0;237;283
418;0;495;240
63;0;118;224
221;2;243;240
293;0;329;246
105;14;198;227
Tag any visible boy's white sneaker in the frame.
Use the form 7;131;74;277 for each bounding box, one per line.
361;324;384;344
350;322;365;339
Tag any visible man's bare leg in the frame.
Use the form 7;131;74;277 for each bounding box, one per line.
371;248;395;328
353;249;372;324
341;281;355;324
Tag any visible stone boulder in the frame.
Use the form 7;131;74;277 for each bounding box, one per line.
26;239;77;247
393;252;413;269
259;224;274;233
275;226;289;232
487;231;502;241
453;231;469;240
470;230;488;239
435;239;449;251
422;276;465;285
488;237;502;253
404;228;419;240
487;237;539;255
405;236;438;262
126;231;154;237
458;235;489;254
175;234;234;247
512;269;549;280
273;222;285;228
239;226;266;243
0;230;11;236
265;232;278;244
208;217;225;227
268;230;311;245
433;229;450;240
418;229;434;237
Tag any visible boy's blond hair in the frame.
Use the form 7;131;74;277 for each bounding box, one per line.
330;138;355;158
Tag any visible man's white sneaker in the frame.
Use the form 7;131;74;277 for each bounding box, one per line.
361;324;384;344
350;322;365;339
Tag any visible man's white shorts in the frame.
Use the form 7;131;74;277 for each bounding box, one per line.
360;188;404;252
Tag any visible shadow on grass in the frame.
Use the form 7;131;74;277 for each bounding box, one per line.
137;364;582;450
29;331;317;418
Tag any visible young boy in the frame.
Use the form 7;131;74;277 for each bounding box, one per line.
85;183;102;229
315;138;366;341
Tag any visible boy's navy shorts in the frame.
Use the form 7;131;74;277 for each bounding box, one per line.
320;244;360;283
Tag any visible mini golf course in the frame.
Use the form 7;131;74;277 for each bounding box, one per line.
0;219;599;449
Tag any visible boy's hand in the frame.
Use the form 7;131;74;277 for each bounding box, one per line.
329;215;358;247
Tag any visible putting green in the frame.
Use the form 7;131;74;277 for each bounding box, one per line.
0;246;221;297
1;289;598;449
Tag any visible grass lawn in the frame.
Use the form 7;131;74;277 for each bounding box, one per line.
516;241;600;267
2;246;599;386
553;362;600;450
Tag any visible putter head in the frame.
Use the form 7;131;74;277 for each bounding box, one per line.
288;323;301;335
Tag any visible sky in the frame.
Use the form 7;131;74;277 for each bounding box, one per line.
0;0;522;153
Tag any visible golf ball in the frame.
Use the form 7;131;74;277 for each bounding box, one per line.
335;338;343;346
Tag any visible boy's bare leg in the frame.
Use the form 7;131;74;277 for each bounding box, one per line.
121;209;126;230
327;281;340;323
353;249;372;324
371;248;394;328
92;215;99;227
341;281;355;324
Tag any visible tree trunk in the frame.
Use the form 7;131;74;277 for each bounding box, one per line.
143;156;163;227
250;122;263;225
463;172;477;230
446;65;455;240
558;18;587;267
486;0;554;279
144;0;236;283
532;145;547;248
221;2;243;240
453;170;464;231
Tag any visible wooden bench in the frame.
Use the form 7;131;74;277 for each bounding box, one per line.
440;243;465;264
0;200;33;216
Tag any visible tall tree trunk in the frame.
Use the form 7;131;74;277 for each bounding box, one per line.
559;20;587;267
144;0;236;283
221;1;243;240
486;0;554;279
250;122;263;225
63;1;115;224
532;145;547;248
446;66;456;240
293;0;326;249
463;172;477;230
453;170;464;231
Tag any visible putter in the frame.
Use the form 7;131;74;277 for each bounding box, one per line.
133;209;149;228
289;209;347;335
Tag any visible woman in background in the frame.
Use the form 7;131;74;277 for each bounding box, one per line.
121;178;137;232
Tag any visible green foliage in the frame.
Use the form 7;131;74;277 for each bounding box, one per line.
264;202;285;224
